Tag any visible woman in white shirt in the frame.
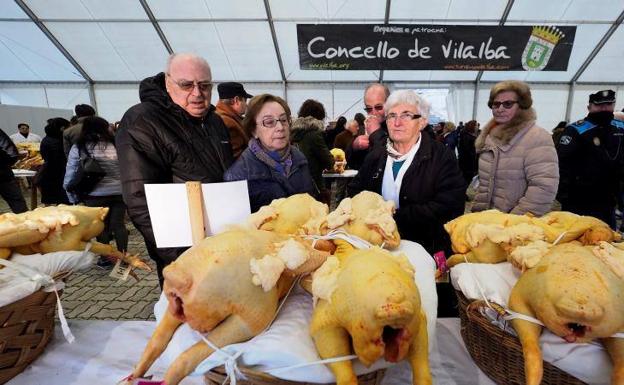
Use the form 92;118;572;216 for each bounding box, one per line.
348;89;465;316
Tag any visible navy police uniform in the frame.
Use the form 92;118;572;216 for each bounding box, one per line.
556;116;624;228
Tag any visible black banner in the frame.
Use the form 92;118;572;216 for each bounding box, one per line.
297;24;576;71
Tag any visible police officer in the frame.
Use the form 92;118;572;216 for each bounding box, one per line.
556;90;624;229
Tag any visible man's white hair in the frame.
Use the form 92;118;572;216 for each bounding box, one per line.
384;90;430;120
165;53;211;76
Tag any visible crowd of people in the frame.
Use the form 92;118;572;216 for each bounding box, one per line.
1;52;623;315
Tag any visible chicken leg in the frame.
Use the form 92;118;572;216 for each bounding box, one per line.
509;295;543;385
165;313;260;385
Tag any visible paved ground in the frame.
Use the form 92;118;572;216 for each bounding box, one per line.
61;225;161;321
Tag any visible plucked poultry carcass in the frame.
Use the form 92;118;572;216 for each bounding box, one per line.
326;191;401;249
0;205;148;270
124;228;329;385
444;210;620;270
329;148;346;174
506;241;624;385
309;240;431;385
247;193;329;236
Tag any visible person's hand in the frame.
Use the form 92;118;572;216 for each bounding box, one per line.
364;114;382;134
352;134;370;150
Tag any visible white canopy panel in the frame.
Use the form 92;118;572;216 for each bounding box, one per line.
0;0;623;127
25;0;148;20
160;21;280;81
0;0;621;83
44;21;168;81
147;0;266;20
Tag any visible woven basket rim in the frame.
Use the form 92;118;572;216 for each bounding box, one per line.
0;286;61;384
455;290;587;385
205;365;386;385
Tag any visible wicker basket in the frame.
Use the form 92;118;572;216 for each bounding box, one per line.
205;366;385;385
0;288;60;384
456;291;586;385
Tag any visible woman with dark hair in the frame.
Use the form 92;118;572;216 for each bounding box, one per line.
472;80;558;216
39;117;70;205
457;120;479;185
323;115;346;148
290;99;334;204
353;112;366;135
225;94;316;212
64;116;128;261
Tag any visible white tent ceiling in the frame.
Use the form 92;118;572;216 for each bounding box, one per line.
0;0;623;128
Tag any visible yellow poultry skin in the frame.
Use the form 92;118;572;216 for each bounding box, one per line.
310;241;431;385
247;193;329;236
326;191;401;249
0;205;148;270
508;242;624;385
125;229;329;385
444;210;619;269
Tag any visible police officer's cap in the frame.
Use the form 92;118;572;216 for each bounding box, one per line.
589;89;616;105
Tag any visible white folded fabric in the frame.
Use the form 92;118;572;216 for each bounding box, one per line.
0;250;96;307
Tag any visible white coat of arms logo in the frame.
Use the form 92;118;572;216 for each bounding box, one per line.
522;26;565;71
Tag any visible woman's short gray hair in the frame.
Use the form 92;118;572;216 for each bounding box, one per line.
384;90;430;120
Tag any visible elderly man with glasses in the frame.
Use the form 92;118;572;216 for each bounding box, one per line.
346;83;390;170
348;89;465;316
116;53;234;285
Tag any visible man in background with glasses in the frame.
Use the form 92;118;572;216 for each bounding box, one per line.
348;90;465;317
116;53;234;286
346;83;390;170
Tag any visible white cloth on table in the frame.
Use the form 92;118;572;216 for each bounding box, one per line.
451;262;612;385
0;250;96;307
7;319;497;385
153;240;438;383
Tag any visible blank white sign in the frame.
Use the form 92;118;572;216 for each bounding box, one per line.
144;180;250;248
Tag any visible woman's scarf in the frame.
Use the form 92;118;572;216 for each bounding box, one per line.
249;138;293;176
386;139;403;159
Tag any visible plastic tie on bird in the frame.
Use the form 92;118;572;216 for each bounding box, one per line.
265;354;359;375
196;276;303;383
552;231;568;245
462;254;624;339
305;229;373;250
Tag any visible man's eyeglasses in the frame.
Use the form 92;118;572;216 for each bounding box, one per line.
364;104;384;113
385;112;422;123
489;100;518;110
167;74;212;93
259;116;290;128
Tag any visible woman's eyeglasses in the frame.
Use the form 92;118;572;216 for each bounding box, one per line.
364;104;384;113
167;74;212;93
489;100;518;109
259;116;290;128
385;112;422;123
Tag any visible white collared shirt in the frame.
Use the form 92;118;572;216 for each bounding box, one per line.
10;132;42;143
